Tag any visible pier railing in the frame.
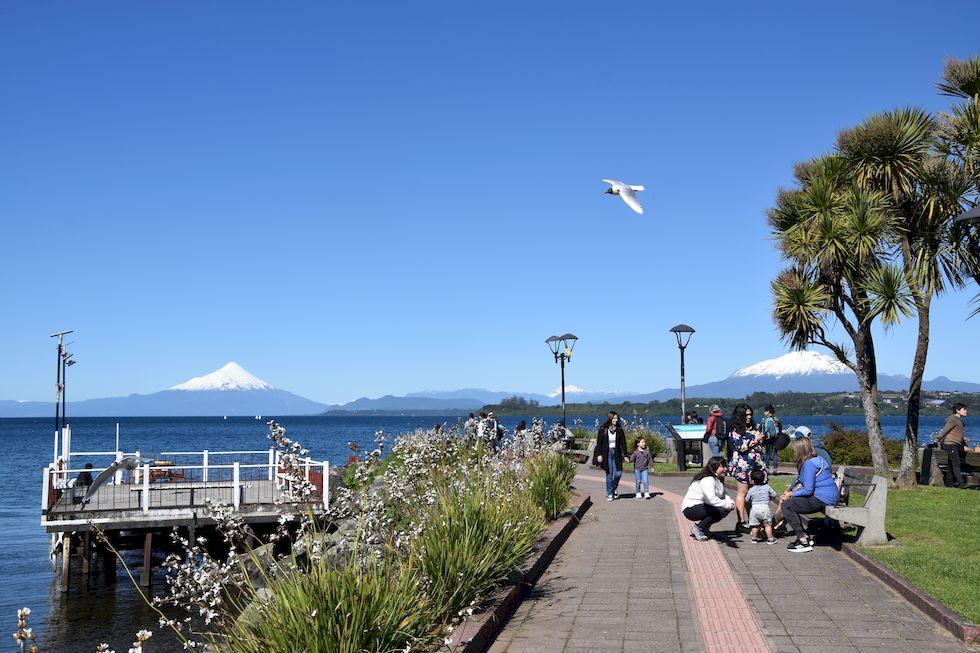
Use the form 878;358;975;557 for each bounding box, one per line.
42;448;329;519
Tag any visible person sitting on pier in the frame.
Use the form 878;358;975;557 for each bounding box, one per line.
76;463;94;487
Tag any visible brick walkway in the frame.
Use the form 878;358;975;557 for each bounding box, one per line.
488;468;972;653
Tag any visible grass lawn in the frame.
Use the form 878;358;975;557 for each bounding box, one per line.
862;485;980;623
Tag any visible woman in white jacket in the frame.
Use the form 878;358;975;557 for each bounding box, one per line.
681;456;735;541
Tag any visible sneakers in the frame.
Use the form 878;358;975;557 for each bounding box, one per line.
767;538;777;545
751;536;765;544
786;538;813;552
645;492;652;500
606;495;613;501
690;525;709;541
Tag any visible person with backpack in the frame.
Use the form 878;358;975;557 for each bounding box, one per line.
779;437;838;552
593;411;629;501
703;404;726;458
761;405;780;474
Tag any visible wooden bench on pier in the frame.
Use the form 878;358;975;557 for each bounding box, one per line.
824;467;888;546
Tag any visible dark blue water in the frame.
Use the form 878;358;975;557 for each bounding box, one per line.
0;413;951;651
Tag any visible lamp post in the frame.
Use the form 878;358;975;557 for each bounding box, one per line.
545;333;578;427
669;324;695;422
49;330;73;464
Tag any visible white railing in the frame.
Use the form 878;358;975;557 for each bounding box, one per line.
42;452;329;518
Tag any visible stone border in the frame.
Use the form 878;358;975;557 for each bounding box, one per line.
840;542;980;644
445;490;593;653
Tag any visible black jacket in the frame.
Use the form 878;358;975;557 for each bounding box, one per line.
594;424;628;472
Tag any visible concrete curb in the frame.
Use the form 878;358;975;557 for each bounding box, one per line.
839;542;980;645
446;490;593;653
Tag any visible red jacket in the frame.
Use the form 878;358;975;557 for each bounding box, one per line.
704;410;725;437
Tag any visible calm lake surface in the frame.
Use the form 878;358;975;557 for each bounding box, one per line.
0;413;954;652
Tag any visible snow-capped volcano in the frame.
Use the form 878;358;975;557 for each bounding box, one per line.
170;362;274;392
731;351;851;379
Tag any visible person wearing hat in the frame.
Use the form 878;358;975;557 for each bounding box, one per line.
791;426;831;467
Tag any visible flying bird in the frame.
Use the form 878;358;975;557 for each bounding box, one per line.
81;456;153;505
602;179;645;214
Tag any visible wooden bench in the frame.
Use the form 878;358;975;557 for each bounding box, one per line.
824;467;888;546
919;447;980;486
558;438;594;463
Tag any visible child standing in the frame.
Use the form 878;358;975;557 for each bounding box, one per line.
746;469;777;544
630;438;654;499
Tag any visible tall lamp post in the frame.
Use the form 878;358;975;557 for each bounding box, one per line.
669;324;695;422
545;333;578;427
49;330;73;464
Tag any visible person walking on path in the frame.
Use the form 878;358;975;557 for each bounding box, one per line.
746;469;777;544
464;413;477;442
780;437;838;552
761;405;780;473
681;456;735;541
630;437;654;499
935;403;969;488
727;404;766;529
703;404;726;458
594;411;629;501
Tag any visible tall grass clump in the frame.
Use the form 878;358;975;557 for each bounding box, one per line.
213;552;436;653
525;451;576;519
417;480;544;620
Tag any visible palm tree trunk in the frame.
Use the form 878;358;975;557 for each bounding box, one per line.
854;327;890;478
898;296;931;486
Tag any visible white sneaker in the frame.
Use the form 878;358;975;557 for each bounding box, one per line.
642;492;649;499
607;495;613;501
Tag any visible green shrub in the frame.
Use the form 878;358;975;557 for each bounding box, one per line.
820;421;903;466
416;480;545;620
525;451;576;519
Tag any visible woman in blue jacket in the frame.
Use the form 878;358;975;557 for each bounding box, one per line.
779;437;838;552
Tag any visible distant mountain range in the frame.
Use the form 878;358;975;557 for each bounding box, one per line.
1;353;977;418
0;362;328;417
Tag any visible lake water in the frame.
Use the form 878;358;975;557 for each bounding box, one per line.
0;413;954;651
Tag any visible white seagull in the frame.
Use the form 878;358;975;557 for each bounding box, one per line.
602;179;645;214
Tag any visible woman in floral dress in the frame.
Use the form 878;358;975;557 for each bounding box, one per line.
727;403;766;528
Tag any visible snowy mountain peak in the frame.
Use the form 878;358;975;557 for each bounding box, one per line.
731;351;852;379
170;362;275;392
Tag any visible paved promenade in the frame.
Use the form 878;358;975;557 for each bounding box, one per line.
488;467;971;653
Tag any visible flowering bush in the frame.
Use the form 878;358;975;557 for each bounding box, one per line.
27;418;574;653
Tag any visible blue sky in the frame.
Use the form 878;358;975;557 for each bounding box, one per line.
2;2;978;404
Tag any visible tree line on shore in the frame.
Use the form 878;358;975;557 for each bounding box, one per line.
483;390;976;418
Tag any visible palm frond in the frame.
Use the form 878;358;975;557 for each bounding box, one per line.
863;264;915;328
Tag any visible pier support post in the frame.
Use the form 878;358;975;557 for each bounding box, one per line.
60;533;72;593
140;532;153;587
81;531;91;577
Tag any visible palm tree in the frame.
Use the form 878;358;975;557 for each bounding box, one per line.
838;91;980;486
769;156;912;478
935;56;980;318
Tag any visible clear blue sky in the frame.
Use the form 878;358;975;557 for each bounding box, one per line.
2;2;977;404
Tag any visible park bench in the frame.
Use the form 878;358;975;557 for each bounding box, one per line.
823;467;888;546
918;447;980;486
558;438;594;464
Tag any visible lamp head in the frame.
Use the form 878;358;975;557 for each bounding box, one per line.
545;335;561;356
669;324;695;348
559;333;578;360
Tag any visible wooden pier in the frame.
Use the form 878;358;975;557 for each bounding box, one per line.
42;432;329;592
